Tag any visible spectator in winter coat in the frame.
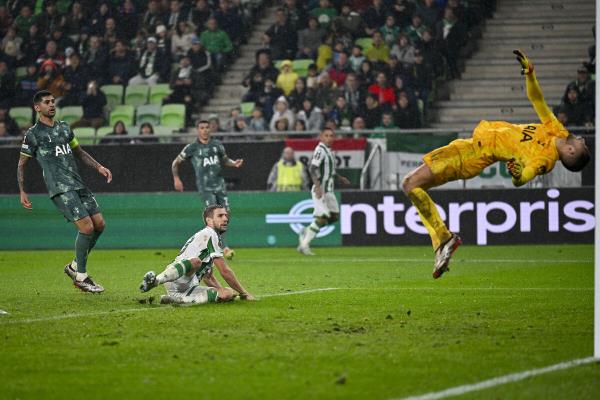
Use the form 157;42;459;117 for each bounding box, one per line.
269;96;296;131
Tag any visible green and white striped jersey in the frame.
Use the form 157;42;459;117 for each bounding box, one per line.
165;226;224;296
310;142;336;192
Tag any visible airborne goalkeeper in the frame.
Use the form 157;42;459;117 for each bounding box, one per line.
402;50;591;279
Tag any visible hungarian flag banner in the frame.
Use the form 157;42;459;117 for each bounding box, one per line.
285;138;367;186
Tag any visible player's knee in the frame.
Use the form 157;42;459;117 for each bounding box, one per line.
315;217;328;227
328;213;339;223
78;220;95;235
217;287;235;302
94;218;106;232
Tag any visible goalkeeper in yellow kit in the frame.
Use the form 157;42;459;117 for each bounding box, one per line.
402;50;591;279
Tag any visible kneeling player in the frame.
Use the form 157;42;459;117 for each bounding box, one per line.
139;204;254;303
402;50;590;279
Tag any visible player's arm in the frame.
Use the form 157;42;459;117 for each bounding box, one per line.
17;154;32;209
222;156;243;168
308;163;322;198
202;269;223;288
513;49;553;124
336;174;351;186
212;257;254;300
507;159;538;187
72;145;112;183
172;154;185;191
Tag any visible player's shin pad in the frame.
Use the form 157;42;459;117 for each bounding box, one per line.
407;188;452;250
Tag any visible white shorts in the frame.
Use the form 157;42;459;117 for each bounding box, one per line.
312;191;339;217
163;284;218;304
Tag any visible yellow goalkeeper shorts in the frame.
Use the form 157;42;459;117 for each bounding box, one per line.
422;138;494;186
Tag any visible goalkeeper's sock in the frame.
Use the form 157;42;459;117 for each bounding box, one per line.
407;188;452;251
156;260;194;284
75;232;93;273
301;221;320;247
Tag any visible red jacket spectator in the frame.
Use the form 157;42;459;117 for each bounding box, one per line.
327;52;352;87
368;72;396;107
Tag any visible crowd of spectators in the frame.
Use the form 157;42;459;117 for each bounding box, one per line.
234;0;489;134
0;0;263;139
554;39;595;129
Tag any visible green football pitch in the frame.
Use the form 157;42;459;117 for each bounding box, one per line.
0;245;598;399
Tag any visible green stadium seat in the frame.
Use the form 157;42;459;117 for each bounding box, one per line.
57;106;83;124
16;66;28;81
9;107;33;128
292;59;313;77
149;84;172;105
73;127;96;145
154;125;176;143
240;102;254;117
136;105;161;125
96;126;114;141
101;85;124;109
274;60;283;69
109;105;135;127
125;85;149;106
355;37;373;51
160;104;186;128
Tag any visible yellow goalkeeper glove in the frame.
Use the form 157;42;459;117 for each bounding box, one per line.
513;49;534;75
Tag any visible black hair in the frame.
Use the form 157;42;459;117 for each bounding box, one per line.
203;204;226;223
197;119;209;126
33;90;54;104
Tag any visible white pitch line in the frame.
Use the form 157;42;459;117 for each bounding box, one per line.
241;258;592;264
395;356;599;400
259;287;340;298
0;287;341;325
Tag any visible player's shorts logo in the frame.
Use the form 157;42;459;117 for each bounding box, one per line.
265;199;335;238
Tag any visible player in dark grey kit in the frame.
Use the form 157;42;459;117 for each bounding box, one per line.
171;120;243;259
17;90;112;293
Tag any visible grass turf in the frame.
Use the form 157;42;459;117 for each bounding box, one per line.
0;245;598;399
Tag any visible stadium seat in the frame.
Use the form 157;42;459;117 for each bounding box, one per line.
109;105;135;127
101;85;124;109
9;107;33;128
96;126;114;141
73;127;96;145
154;125;176;143
149;84;172;105
274;60;283;70
125;85;149;106
15;66;27;81
57;106;83;124
136;105;161;125
355;37;373;51
292;59;313;77
240;102;254;117
160;104;186;128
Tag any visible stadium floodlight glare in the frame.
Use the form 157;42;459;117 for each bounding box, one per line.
595;4;599;359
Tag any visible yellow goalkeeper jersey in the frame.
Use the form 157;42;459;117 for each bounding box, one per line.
473;114;569;177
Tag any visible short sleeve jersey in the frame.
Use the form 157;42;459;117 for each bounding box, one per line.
473;114;570;177
20;120;85;197
310;142;336;192
178;139;227;192
174;225;223;280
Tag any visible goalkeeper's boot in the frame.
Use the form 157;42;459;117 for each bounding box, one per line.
433;234;462;279
74;275;105;293
64;263;77;280
139;271;158;293
297;245;316;256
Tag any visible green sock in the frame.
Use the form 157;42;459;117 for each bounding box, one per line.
88;230;103;254
75;232;93;273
